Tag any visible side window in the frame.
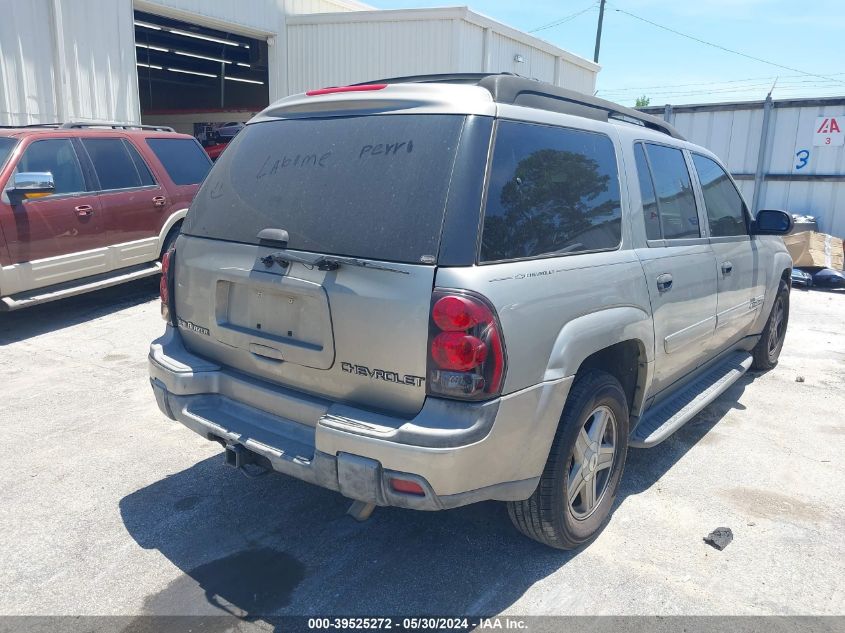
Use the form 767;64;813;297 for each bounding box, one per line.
692;154;748;237
15;139;86;195
634;144;661;241
145;138;212;185
122;140;156;187
644;143;700;240
82;138;147;190
480;121;622;262
0;137;17;170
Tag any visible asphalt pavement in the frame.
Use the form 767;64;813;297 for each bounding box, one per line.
0;280;842;624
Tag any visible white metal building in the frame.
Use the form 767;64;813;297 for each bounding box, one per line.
642;97;845;239
0;0;599;136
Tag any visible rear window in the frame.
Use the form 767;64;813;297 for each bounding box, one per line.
480;120;622;262
146;138;212;185
184;115;466;264
0;137;17;170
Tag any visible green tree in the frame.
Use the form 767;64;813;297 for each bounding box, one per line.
635;95;651;107
482;150;618;260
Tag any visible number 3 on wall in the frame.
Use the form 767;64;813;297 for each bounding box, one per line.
795;149;810;170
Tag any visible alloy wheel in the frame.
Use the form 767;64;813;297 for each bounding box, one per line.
768;296;785;356
567;405;617;520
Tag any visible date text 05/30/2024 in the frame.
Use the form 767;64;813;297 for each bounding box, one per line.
307;617;527;630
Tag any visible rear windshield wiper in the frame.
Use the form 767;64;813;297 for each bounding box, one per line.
261;251;409;275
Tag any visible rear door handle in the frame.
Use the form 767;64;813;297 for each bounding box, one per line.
152;195;167;208
74;204;94;217
656;273;673;292
721;261;733;275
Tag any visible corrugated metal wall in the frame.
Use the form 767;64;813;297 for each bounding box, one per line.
288;18;455;93
0;0;368;126
559;64;596;95
456;21;485;70
135;0;367;33
2;0;597;129
136;0;280;33
0;0;58;124
645;98;845;239
286;8;598;96
0;0;138;125
762;104;845;241
286;0;372;15
63;0;139;123
487;31;556;84
670;107;764;204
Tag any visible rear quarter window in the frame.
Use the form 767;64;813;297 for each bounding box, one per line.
146;138;212;185
480;120;622;262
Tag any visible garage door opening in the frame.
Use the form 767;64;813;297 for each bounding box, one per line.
134;10;269;155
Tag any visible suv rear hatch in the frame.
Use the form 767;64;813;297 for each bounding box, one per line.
176;112;489;418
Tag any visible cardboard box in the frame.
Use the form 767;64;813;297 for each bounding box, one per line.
783;231;844;269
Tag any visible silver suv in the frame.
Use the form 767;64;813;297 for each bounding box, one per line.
148;74;793;549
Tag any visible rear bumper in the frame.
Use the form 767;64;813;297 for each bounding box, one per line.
148;326;573;510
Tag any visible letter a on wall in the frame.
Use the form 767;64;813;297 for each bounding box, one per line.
813;116;844;146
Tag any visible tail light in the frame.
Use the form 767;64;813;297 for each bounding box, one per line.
427;290;506;401
160;247;176;325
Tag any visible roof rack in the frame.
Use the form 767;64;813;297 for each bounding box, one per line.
0;121;176;132
60;121;176;132
356;73;684;140
0;123;62;129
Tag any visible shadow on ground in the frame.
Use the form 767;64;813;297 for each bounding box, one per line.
119;374;754;625
624;374;752;495
0;277;159;345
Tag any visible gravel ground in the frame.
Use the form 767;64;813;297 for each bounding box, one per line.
0;280;842;622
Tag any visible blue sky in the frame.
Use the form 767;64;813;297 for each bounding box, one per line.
369;0;845;107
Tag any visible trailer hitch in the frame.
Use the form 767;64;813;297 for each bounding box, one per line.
224;444;269;478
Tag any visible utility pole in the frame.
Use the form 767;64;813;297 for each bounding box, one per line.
593;0;607;63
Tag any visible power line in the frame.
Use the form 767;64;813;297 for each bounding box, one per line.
603;83;775;98
616;87;845;106
607;2;845;86
599;72;845;94
601;78;845;104
622;87;838;100
608;88;843;103
600;79;845;98
529;3;597;33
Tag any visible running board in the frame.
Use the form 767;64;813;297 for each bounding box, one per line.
630;351;753;448
0;262;161;311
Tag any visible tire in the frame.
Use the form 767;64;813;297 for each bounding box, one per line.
507;370;629;550
751;279;790;371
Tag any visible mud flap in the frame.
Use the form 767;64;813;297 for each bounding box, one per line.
336;452;383;505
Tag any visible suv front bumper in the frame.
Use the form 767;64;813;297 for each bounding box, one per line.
148;327;572;510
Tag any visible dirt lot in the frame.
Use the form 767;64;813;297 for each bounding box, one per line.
0;280;843;620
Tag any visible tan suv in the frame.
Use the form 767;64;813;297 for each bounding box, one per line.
0;121;211;310
149;75;794;549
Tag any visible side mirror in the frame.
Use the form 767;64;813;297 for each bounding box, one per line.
7;171;55;203
750;209;793;235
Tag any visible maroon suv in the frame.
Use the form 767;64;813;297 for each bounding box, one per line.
0;122;211;310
